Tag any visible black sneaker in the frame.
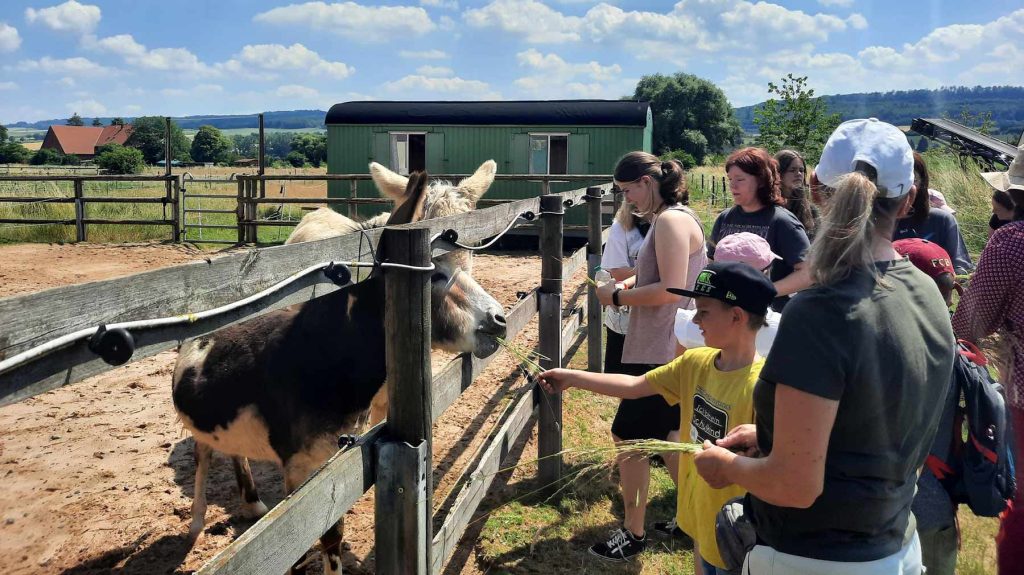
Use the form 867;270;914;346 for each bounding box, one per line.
652;518;688;540
588;527;646;562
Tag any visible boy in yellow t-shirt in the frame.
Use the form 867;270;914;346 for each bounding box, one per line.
539;261;775;573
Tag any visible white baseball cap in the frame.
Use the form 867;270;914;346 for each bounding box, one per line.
815;118;915;198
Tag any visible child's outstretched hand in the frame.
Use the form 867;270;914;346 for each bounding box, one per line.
537;369;576;394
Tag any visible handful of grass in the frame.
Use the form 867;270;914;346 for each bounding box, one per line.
495;337;550;376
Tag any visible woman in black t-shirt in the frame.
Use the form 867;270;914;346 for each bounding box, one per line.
694;120;955;574
775;149;819;239
709;147;811;311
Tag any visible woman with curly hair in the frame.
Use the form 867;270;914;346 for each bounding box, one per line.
708;147;811;311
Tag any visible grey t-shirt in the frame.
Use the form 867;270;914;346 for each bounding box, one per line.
750;259;955;562
708;205;809;311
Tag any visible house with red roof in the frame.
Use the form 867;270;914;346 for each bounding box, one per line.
41;124;134;159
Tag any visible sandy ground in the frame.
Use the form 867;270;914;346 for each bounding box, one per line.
0;241;586;575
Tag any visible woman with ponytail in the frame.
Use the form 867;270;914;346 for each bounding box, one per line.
953;145;1024;573
694;120;955;574
586;151;707;561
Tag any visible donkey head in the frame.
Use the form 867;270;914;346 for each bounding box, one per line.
375;162;506;358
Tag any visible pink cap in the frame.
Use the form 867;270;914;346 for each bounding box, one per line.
714;232;781;271
928;189;956;214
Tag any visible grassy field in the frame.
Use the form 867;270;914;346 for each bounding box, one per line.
475;336;1000;574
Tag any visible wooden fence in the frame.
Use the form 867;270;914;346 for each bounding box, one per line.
0;173;180;241
0;184;612;574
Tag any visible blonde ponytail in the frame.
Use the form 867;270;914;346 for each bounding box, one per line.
809;171;904;285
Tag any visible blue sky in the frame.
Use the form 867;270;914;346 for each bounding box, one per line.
0;0;1021;124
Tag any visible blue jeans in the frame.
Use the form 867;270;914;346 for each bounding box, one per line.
701;557;722;575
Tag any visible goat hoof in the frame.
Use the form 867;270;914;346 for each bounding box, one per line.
241;500;269;518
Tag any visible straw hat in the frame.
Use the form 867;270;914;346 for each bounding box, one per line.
981;144;1024;192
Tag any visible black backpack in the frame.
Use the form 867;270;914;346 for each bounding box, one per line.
926;340;1017;517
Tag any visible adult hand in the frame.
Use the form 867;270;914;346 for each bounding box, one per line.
596;281;620;306
694;440;737;489
537;369;576;394
717;424;760;457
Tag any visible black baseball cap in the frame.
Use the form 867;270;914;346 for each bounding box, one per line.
667;261;777;316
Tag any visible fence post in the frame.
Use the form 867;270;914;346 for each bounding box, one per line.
236;179;245;244
538;194;564;491
73;178;86;242
171;176;180;242
348;178;358;219
376;227;433;575
585;186;604;373
244;179;258;244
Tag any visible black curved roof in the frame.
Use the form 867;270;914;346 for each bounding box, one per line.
325;100;651;127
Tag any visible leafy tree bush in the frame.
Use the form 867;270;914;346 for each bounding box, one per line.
61;153;81;166
286;151;307;168
126;116;191;164
753;74;842;164
659;149;697;169
66;113;84;126
290;133;327;167
96;143;144;174
0;122;7;142
91;118;103;126
0;141;31;163
110;117;125;126
30;147;64;165
231;133;258;158
190;125;232;164
629;73;743;164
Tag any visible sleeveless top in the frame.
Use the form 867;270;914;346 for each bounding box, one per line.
622;204;708;365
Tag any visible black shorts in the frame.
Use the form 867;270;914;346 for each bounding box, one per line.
605;328;680;441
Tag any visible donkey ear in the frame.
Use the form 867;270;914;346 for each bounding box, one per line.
457;160;497;205
384;171;429;226
370;162;409;202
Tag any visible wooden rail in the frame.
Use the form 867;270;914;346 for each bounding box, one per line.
1;184;615;575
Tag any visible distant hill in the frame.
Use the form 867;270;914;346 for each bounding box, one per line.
734;86;1024;137
7;109;327;131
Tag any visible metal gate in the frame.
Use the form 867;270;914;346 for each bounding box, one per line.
180;173;240;245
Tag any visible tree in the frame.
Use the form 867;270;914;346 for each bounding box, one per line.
30;148;64;165
110;117;125;126
91;118;103;127
951;106;996;136
0;142;31;164
0;122;7;143
67;113;84;126
231;133;258;158
290;133;327;167
629;73;743;164
286;151;307;167
753;74;842;164
190;125;232;164
96;143;145;174
265;132;293;160
125;116;191;164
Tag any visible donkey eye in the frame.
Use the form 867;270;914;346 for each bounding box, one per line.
431;273;448;283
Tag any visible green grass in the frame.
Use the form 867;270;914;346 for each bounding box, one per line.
476;336;999;574
181;127;325;138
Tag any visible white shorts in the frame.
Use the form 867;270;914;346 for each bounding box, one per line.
742;532;922;575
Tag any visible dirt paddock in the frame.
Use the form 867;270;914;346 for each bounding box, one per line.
0;241;586;574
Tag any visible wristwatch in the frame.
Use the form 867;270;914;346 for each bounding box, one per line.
612;287;622;306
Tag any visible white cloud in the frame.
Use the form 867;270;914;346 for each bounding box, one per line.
420;0;458;9
254;2;436;43
818;0;854;6
25;1;101;35
275;85;322;101
399;49;449;59
416;65;453;77
160;84;223;97
382;74;500;99
0;81;17;91
57;76;76;87
0;23;21;52
220;43;353;80
123;104;142;114
14;56;113;76
464;0;582;43
90;34;214;74
514;49;626;97
67;98;107;116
